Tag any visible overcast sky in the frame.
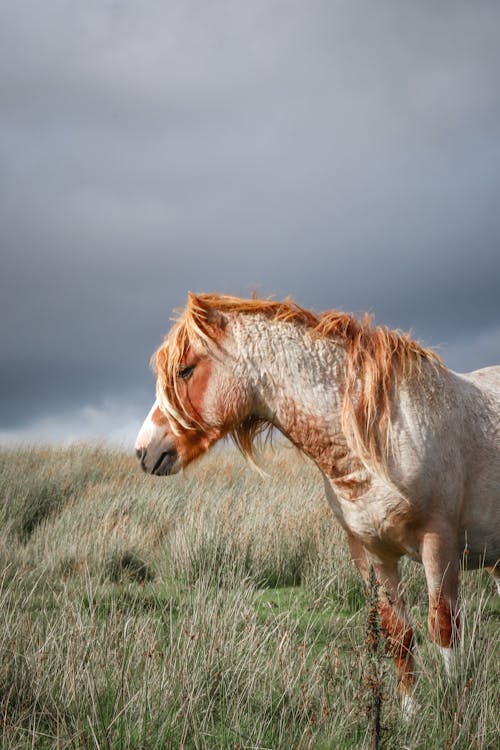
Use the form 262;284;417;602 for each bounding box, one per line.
1;1;499;447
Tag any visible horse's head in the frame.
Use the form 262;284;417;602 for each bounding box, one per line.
135;293;263;475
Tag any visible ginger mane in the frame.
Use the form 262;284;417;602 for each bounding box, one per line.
152;293;443;467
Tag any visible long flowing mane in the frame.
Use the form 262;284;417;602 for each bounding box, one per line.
153;293;443;467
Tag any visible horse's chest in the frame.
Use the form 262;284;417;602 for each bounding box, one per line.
322;472;412;550
317;441;373;501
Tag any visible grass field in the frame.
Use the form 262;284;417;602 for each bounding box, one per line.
0;444;498;749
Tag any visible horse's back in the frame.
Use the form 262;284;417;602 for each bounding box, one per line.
462;364;500;397
457;365;500;566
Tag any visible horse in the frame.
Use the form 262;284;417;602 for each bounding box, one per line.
135;292;500;714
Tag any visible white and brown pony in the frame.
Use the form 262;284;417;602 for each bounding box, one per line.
136;292;500;713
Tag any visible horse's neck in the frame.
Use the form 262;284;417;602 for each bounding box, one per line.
233;317;347;454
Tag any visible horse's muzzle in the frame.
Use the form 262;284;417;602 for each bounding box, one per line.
136;446;180;476
152;449;179;475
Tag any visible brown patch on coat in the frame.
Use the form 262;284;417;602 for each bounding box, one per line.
275;399;372;500
151;407;169;426
428;593;460;648
377;599;415;692
172;424;223;469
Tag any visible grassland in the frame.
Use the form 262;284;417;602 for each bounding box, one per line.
0;444;498;749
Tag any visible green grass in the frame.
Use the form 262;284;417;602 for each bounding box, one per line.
0;444;498;748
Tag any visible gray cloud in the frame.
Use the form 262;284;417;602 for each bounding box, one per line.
1;1;500;443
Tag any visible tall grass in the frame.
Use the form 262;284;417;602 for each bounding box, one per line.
0;444;498;748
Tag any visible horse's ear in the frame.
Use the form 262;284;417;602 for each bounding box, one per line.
187;292;227;332
187;291;200;308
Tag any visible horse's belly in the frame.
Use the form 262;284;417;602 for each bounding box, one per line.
460;466;500;567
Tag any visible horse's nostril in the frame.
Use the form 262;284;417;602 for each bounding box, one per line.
152;449;178;475
136;447;145;461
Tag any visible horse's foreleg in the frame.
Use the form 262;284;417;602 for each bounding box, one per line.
345;530;369;580
420;529;460;676
344;534;415;712
365;556;416;715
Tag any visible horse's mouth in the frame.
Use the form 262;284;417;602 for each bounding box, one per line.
151;450;180;476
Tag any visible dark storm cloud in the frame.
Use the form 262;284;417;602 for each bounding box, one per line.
1;1;500;443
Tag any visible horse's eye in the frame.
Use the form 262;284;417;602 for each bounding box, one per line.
178;365;194;381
